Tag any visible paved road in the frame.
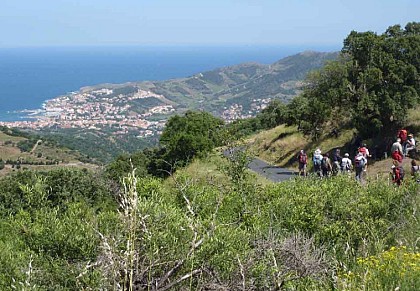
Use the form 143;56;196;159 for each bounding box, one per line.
248;156;296;182
223;148;296;182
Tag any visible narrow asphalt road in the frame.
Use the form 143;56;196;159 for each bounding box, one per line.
223;148;296;182
248;157;296;182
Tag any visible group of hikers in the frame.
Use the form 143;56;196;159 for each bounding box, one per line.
297;129;419;185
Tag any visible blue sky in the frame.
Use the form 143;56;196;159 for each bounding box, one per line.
0;0;418;48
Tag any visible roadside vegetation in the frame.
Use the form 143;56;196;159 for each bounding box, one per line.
0;153;418;290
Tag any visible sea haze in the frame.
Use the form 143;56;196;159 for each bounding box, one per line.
0;45;338;121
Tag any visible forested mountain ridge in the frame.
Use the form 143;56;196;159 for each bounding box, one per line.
132;51;338;115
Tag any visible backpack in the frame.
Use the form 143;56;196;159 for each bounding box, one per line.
354;156;366;169
313;154;322;167
341;158;351;170
398;129;408;142
358;147;367;156
321;157;330;170
397;166;405;180
299;153;307;164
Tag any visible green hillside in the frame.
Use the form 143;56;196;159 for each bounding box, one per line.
136;51;338;114
0;127;97;176
79;50;338;117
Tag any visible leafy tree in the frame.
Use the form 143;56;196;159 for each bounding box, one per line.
342;24;420;136
292;22;420;138
159;110;224;168
105;151;149;182
258;99;288;129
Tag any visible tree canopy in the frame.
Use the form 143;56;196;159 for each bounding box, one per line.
288;22;420;138
159;110;224;168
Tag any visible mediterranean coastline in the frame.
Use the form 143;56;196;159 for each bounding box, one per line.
0;87;173;138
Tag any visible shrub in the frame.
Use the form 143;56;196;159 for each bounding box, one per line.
338;246;420;290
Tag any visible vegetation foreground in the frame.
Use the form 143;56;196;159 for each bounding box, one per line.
0;154;418;290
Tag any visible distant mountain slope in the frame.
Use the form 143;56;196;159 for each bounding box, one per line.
0;127;96;176
139;51;338;114
55;50;338;120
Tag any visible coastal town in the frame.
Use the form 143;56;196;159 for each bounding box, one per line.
0;86;273;137
0;88;175;138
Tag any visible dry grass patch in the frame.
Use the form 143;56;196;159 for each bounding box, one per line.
0;146;22;160
247;125;356;170
248;125;307;167
163;153;229;189
366;156;417;182
0;132;26;143
407;106;420;127
164;151;274;189
314;129;355;155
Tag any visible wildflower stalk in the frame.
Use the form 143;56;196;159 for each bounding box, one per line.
121;168;139;291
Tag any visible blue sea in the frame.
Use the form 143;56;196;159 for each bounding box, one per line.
0;45;338;121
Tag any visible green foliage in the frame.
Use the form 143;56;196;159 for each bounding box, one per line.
17;138;38;152
0;126;33;139
0;168;115;217
104;151;149;182
159;110;224;168
291;22;420;138
224;117;262;140
256;176;417;254
224;99;289;140
0;161;418;289
258;99;288;129
338;246;420;290
38;128;155;164
0;204;110;290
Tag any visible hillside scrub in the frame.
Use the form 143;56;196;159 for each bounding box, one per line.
0;161;418;290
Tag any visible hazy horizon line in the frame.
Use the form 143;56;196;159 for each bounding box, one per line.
0;43;342;51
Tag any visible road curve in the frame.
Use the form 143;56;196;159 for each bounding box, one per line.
223;148;296;182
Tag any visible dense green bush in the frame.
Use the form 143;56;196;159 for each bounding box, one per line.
0;168;115;217
104;151;150;182
254;176;417;254
160;110;225;168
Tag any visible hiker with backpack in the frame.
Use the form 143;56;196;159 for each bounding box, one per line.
354;152;367;183
391;138;404;163
358;144;371;171
411;159;420;182
391;160;404;186
332;148;342;176
398;129;408;144
340;153;352;174
321;153;332;178
404;134;416;157
313;148;323;177
297;149;307;176
398;129;408;155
